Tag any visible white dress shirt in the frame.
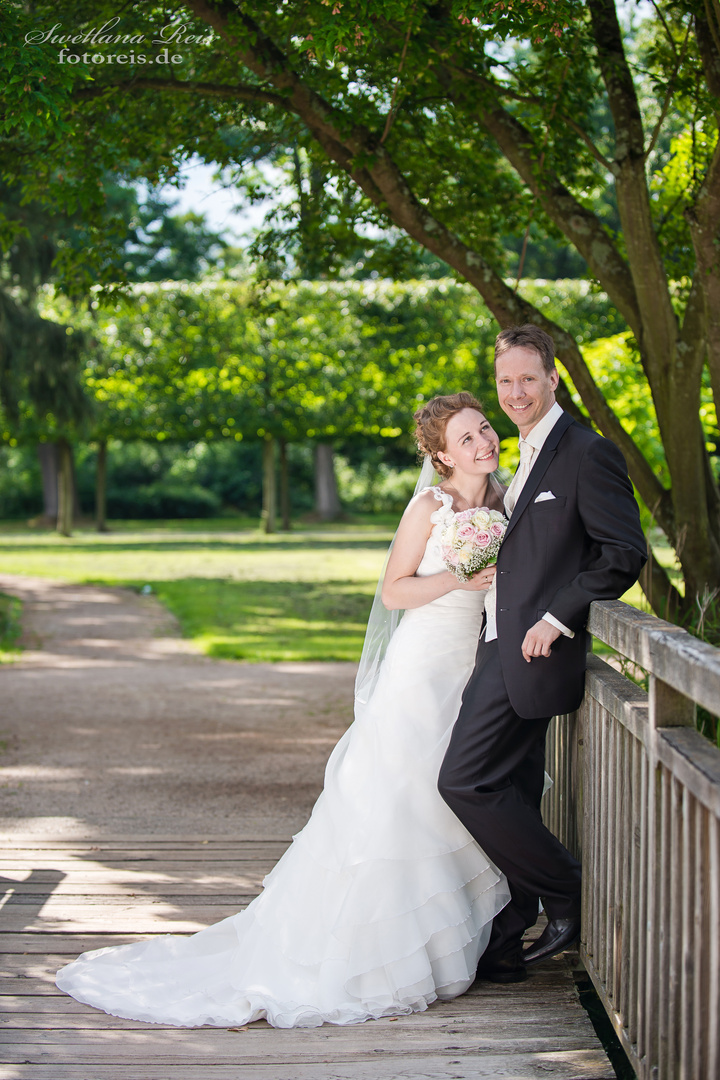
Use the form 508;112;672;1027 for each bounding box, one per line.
484;401;574;642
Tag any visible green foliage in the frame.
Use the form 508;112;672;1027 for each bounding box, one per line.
559;332;668;478
559;331;719;490
335;457;419;514
0;0;623;291
37;275;622;452
519;280;626;345
91;184;236;284
106;480;221;519
0;445;42;518
1;437;409;522
0;289;92;436
95;440;269;517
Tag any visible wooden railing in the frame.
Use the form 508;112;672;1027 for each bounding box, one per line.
543;599;720;1080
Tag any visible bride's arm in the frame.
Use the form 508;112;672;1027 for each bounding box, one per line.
381;491;488;610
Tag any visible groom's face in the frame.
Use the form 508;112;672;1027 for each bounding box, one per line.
495;347;559;437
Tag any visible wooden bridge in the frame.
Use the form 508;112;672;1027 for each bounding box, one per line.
1;598;719;1079
0;837;611;1079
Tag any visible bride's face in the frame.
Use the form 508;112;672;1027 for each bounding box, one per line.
439;408;499;478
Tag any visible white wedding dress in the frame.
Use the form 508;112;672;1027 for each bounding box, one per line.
56;488;510;1028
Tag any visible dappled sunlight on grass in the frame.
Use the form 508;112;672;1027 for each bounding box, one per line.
156;579;374;662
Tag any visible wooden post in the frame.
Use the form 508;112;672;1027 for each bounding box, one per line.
649;676;696;729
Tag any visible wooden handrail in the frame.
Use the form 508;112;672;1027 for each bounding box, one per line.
543;599;720;1080
588;599;720;717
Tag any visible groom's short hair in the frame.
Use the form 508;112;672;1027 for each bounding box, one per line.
494;325;556;374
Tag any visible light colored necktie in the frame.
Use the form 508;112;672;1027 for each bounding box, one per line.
504;439;534;516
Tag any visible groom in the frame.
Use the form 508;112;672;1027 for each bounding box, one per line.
438;324;646;982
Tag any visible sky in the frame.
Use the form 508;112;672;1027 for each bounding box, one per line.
157;157;267;241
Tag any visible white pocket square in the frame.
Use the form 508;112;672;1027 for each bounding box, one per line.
534;491;556;503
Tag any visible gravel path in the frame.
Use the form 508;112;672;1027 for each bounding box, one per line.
0;575;356;840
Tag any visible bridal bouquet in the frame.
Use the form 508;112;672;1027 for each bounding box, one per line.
441;507;508;583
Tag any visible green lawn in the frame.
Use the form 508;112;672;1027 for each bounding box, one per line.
0;518;678;664
0;519;394;662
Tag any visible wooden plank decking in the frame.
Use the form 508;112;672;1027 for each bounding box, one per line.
0;837;614;1080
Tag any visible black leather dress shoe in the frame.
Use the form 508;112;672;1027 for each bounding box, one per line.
476;954;528;984
522;917;581;966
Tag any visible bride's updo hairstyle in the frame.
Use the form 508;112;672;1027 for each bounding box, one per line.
414;392;484;478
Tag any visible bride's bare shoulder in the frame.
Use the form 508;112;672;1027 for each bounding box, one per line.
400;486;443;526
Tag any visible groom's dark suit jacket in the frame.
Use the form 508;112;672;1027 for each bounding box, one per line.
494;412;646;720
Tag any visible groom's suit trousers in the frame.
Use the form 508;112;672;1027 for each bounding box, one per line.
438;637;582;960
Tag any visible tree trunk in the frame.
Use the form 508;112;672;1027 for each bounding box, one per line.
314;443;342;521
279;438;291;531
71;444;81;521
56;437;74;537
37;443;59;520
96;440;108;533
261;436;276;534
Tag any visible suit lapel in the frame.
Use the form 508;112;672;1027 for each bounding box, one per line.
503;412;575;541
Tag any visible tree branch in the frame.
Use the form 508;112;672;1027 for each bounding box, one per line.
179;0;669;531
588;0;677;374
645;20;693;161
418;48;643;330
465;96;643;335
649;0;681;59
696;5;720;102
558;112;614;172
679;271;707;357
686;135;720;440
446;63;615;173
380;1;417;145
702;0;720;66
73;77;286;107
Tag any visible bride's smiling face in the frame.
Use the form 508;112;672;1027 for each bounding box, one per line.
438;408;499;477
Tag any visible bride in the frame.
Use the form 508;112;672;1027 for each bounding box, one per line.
56;391;511;1028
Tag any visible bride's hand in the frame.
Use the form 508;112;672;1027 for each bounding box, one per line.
458;566;496;591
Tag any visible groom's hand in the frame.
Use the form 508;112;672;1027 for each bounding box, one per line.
521;620;562;662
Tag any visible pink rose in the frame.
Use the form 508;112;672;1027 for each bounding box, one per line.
490;522;505;537
456;523;476;542
475;530;491;547
455;508;474;523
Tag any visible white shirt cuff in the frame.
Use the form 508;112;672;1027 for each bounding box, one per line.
543;612;575;639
